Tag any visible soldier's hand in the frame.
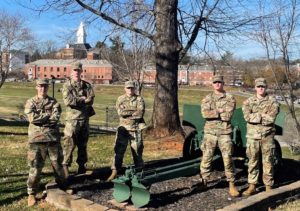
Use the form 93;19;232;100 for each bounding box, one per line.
84;96;92;104
80;96;87;101
120;103;126;109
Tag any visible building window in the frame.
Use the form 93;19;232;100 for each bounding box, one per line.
50;67;53;72
64;75;67;77
38;67;40;71
57;67;60;72
84;69;87;72
44;74;47;77
64;67;66;72
57;75;60;78
102;75;104;78
44;67;46;71
98;75;100;78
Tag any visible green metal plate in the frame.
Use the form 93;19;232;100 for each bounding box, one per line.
113;181;131;203
131;182;150;208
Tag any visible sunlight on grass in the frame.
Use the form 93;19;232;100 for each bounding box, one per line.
0;82;299;210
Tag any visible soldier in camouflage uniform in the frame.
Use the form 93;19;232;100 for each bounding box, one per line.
242;78;279;196
107;81;146;181
24;78;66;206
62;61;95;176
199;75;240;197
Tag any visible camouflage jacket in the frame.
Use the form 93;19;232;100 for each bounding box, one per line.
116;94;145;131
201;92;236;135
62;79;95;120
242;94;279;139
24;95;61;143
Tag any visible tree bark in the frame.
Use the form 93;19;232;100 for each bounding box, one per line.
151;0;183;137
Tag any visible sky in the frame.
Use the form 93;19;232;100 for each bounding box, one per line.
0;0;269;60
0;0;102;48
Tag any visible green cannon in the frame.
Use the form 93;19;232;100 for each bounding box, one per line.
112;104;285;208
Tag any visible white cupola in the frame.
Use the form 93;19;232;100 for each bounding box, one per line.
76;22;86;44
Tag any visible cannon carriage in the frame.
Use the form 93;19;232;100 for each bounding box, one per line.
112;104;285;208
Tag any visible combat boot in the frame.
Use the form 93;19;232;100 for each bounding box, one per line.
77;166;86;174
106;169;117;182
63;165;69;178
28;194;36;206
229;182;240;197
196;178;207;191
242;184;256;196
265;185;272;192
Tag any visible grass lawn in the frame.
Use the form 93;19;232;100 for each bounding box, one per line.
0;82;299;210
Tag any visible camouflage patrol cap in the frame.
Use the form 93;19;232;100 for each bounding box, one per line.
255;78;267;87
71;61;83;70
125;81;135;88
36;78;49;86
212;75;224;83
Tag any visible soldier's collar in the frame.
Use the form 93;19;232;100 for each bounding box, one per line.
213;92;226;98
255;94;269;101
71;79;82;86
125;94;137;100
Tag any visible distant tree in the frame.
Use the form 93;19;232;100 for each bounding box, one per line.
27;0;258;138
242;69;255;87
30;49;42;62
7;70;26;80
95;41;106;49
0;10;33;88
220;51;234;66
102;33;154;93
39;40;58;59
254;0;300;152
262;65;287;88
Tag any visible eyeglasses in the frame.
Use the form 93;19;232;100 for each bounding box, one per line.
256;85;266;88
213;81;222;84
126;87;135;89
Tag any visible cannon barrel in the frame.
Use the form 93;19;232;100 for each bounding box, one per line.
112;104;285;208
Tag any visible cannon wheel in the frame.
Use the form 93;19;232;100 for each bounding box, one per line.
182;126;200;159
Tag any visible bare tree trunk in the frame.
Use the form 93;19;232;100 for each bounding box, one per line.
151;0;183;138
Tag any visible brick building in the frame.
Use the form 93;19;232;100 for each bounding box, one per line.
24;22;113;84
142;64;215;85
24;59;112;84
142;64;244;86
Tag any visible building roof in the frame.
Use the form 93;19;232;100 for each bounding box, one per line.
69;43;92;50
27;59;112;67
144;64;215;72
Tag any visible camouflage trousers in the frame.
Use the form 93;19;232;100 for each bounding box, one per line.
200;133;236;182
246;133;275;186
27;142;65;195
111;126;144;170
62;119;89;167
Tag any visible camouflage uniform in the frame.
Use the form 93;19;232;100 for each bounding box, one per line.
24;81;65;195
243;93;279;186
111;82;146;171
62;77;95;169
200;91;237;182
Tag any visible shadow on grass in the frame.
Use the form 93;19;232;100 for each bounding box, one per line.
0;131;28;136
0;192;28;206
0;119;28;127
0;173;28;178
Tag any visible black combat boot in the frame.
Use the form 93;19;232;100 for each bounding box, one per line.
77;165;86;174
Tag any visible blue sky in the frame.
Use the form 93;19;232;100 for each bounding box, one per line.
0;0;269;59
0;0;102;48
